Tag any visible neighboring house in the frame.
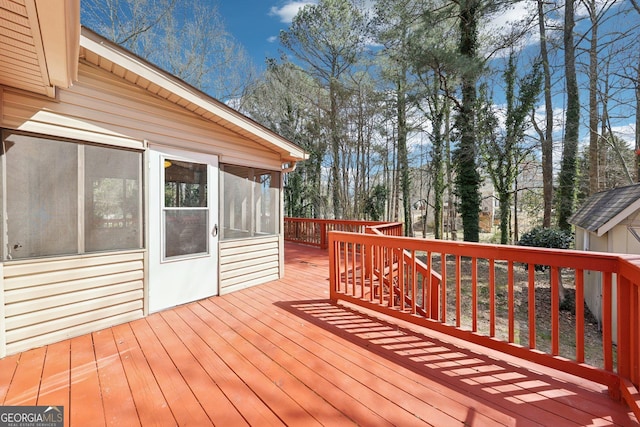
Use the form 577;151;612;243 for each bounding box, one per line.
0;1;306;357
569;183;640;343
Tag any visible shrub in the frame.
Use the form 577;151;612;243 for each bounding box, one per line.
518;226;573;250
518;226;573;271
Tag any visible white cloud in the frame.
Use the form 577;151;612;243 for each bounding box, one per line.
610;123;637;147
485;2;533;32
480;2;539;56
267;35;278;43
269;1;316;23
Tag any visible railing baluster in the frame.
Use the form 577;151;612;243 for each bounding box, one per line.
618;275;631;380
472;257;478;333
508;261;514;343
359;241;365;299
367;240;373;298
328;238;337;297
576;269;585;363
634;283;640;386
551;266;560;356
378;245;384;304
456;255;462;328
342;241;348;294
352;242;358;297
421;252;433;318
387;246;394;308
411;250;417;314
603;271;613;372
489;259;495;338
351;242;357;297
441;253;447;323
398;247;405;310
528;263;536;349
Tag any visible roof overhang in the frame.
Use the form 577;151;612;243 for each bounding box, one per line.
79;27;307;163
0;0;79;97
596;198;640;237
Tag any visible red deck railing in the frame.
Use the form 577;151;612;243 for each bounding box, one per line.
284;217;402;249
282;217;640;418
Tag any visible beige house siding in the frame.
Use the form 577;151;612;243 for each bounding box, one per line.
577;228;606;334
2;62;284;169
220;236;281;294
0;52;292;357
2;251;144;356
577;211;640;344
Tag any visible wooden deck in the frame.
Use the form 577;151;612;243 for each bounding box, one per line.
0;243;637;426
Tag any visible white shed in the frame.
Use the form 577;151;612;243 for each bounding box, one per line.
569;183;640;342
0;1;306;357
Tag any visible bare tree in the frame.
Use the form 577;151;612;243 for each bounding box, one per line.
279;0;368;219
81;0;256;101
536;0;556;228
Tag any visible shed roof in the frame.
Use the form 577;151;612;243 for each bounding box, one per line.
569;183;640;237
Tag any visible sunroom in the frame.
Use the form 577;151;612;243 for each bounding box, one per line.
0;1;306;357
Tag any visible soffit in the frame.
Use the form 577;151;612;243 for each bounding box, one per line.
0;0;79;97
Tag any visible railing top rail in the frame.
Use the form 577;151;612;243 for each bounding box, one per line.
367;222;403;231
284;217;395;227
329;230;621;272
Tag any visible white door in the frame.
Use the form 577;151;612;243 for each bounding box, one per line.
148;146;219;312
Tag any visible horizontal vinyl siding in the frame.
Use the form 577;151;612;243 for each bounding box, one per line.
3;251;144;355
1;62;283;169
220;236;280;294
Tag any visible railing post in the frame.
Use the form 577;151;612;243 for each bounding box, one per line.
618;275;631;380
430;276;439;320
603;272;613;373
320;223;328;250
328;231;337;300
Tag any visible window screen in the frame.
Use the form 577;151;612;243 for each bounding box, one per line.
3;134;77;259
1;131;143;260
85;145;142;252
220;164;280;240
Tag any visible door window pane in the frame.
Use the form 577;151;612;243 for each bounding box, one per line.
163;159;209;259
164;160;207;207
164;210;208;258
3;133;78;259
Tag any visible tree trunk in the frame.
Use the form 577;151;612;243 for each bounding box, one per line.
431;90;445;240
587;0;600;195
499;192;510;244
446;107;456;240
557;0;580;231
636;54;640;181
513;175;519;243
456;0;481;242
330;79;342;219
537;0;554;228
397;74;412;236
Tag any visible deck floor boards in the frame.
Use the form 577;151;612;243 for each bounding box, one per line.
0;243;637;426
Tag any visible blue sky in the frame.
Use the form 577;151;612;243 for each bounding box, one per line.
217;0;636;147
218;1;313;69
